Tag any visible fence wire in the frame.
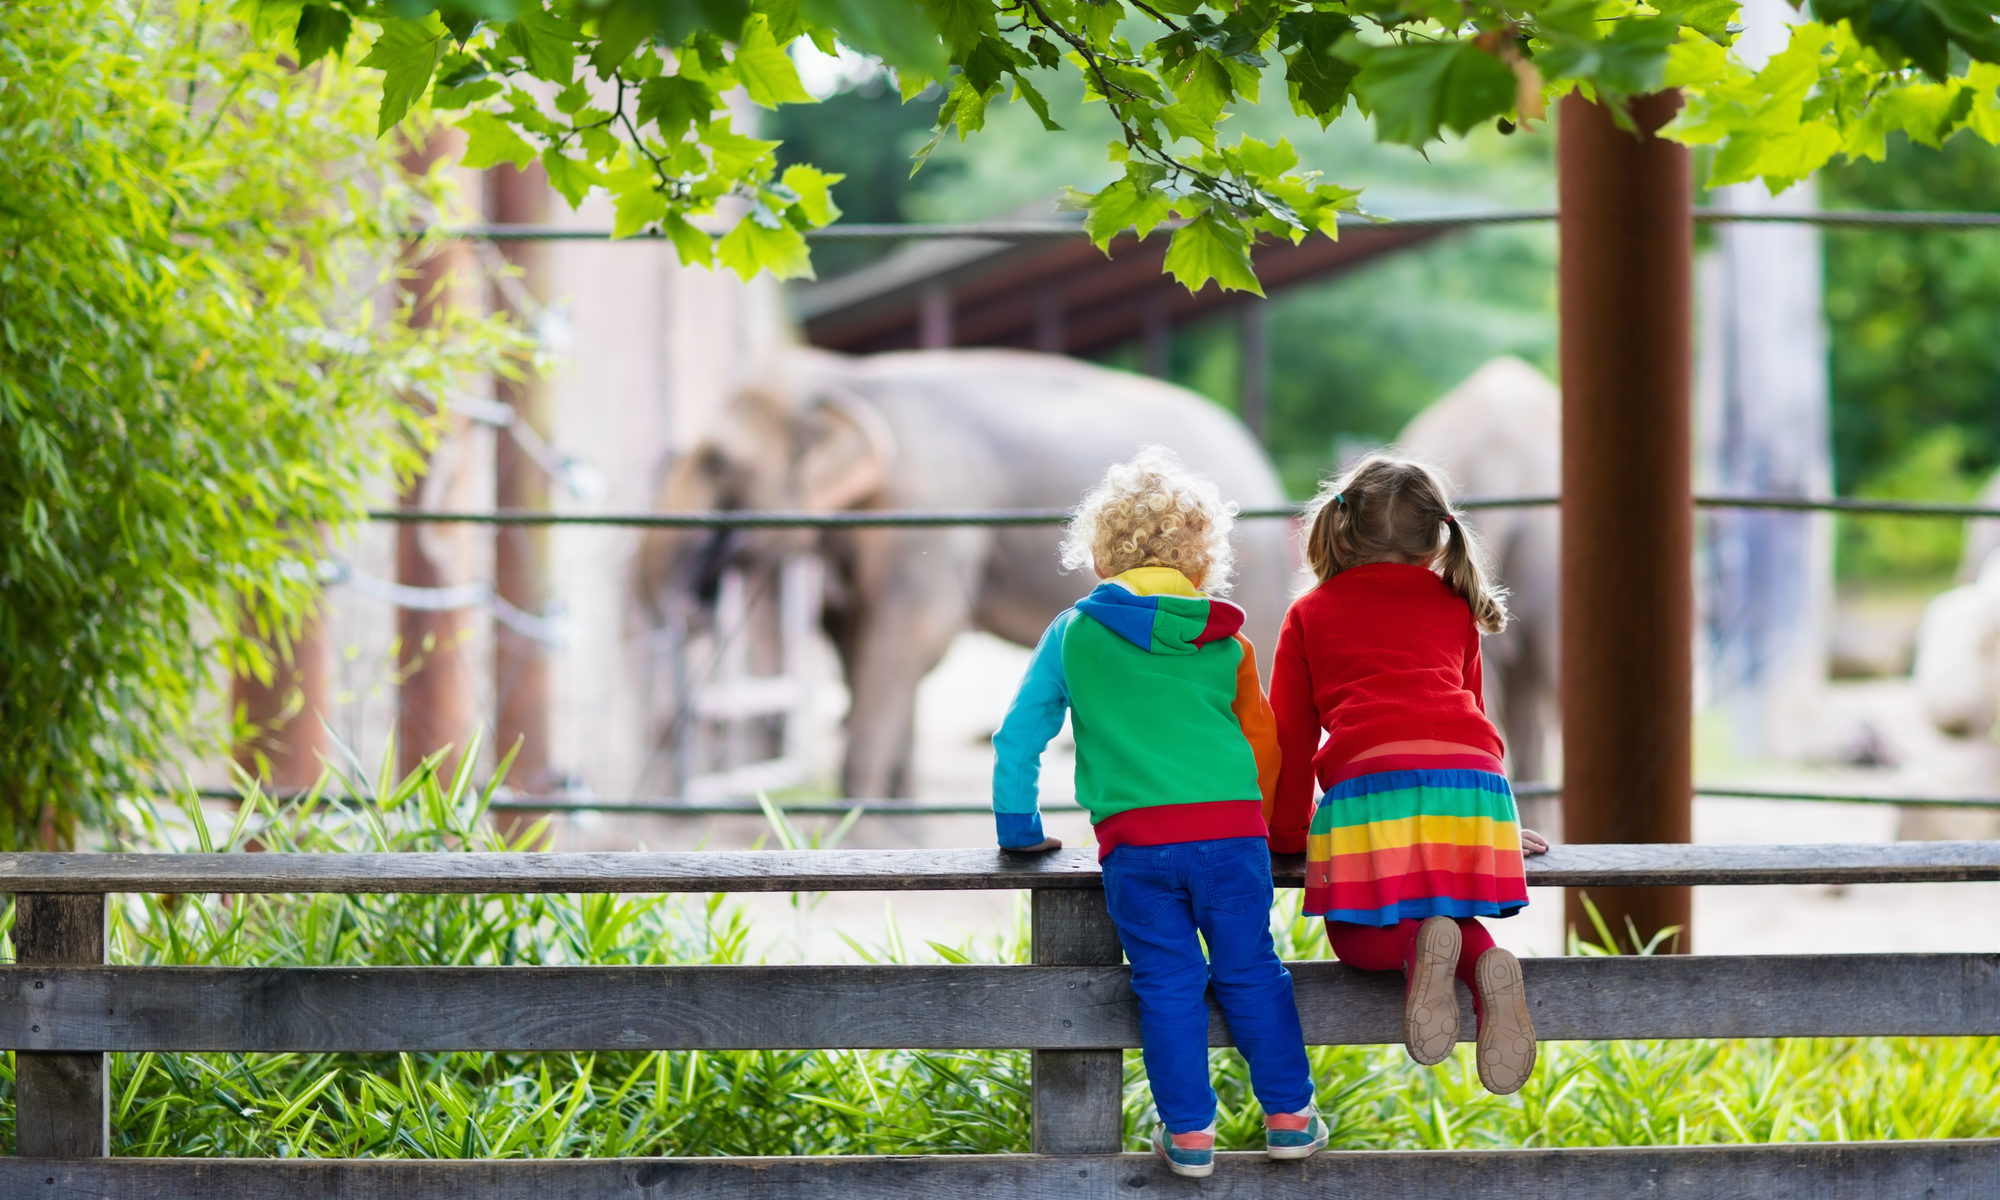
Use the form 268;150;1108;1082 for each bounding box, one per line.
363;493;2000;529
443;209;2000;243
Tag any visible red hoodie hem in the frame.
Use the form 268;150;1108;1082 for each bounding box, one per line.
1093;800;1270;861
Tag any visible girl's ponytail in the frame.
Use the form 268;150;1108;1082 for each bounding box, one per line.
1301;488;1350;584
1441;514;1509;634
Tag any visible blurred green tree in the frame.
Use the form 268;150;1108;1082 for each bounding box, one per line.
0;0;517;846
1824;137;2000;496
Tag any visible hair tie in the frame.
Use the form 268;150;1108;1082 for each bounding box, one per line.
1333;493;1345;507
1444;513;1457;525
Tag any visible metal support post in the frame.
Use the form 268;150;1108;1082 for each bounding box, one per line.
1557;91;1696;952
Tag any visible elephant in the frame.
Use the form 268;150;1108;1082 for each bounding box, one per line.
1394;357;1562;815
1903;480;2000;840
636;347;1295;800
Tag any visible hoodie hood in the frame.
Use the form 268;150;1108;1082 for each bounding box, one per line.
1074;567;1245;656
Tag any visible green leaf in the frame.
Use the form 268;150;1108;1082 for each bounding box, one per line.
611;180;667;238
504;10;580;81
717;215;814;280
733;14;816;106
923;0;995;57
1162;213;1263;295
662;211;717;266
433;78;503;108
637;75;717;137
1653;0;1743;42
1084;179;1174;250
962;35;1015;93
1279;13;1360;124
780;164;844;226
764;0;810;41
703;119;781;176
540;147;604;206
1231;135;1298;179
1170;52;1234;126
590;1;654;77
798;0;949;77
358;17;450;135
294;4;353;66
457;111;536;170
1184;13;1268;67
1013;74;1062;130
1537;17;1681;96
1351;40;1517;147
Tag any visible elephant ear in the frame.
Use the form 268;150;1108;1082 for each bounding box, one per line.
797;386;897;512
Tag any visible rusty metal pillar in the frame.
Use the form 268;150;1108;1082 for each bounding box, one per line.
489;163;555;840
1034;285;1065;353
1240;302;1269;442
1557;91;1695;953
1141;296;1171;378
230;603;332;791
918;285;953;348
396;131;480;783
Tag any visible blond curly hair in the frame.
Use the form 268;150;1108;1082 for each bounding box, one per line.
1059;447;1237;595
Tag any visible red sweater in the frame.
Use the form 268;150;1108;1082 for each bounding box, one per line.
1266;563;1503;854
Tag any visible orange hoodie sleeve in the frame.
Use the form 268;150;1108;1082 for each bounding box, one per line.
1266;606;1320;855
1230;635;1281;811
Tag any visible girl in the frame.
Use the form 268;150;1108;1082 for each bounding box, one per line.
991;448;1326;1176
1267;454;1550;1095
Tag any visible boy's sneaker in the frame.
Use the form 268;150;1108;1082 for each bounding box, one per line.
1404;915;1463;1065
1264;1106;1329;1160
1152;1122;1216;1178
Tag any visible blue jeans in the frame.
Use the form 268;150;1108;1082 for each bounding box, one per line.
1101;836;1314;1133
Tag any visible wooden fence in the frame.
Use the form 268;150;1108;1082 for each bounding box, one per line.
3;843;1999;1197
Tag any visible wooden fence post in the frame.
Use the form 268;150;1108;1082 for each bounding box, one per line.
1030;887;1124;1154
14;893;108;1157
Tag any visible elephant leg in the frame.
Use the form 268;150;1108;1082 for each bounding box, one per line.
838;596;970;800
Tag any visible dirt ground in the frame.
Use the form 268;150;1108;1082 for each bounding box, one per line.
545;633;2000;965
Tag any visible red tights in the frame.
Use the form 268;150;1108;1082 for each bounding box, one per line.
1326;918;1495;1021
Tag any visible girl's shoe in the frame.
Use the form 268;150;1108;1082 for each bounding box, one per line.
1152;1122;1216;1178
1472;946;1537;1094
1403;915;1463;1065
1264;1106;1329;1160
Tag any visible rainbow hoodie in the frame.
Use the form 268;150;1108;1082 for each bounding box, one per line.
992;567;1281;858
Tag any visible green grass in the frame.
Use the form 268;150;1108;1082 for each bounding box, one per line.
6;744;1993;1158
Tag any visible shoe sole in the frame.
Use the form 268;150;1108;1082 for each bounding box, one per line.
1474;947;1537;1094
1266;1133;1329;1161
1155;1146;1214;1178
1404;916;1462;1066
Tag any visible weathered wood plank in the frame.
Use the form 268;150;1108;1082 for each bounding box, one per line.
6;1142;1998;1199
1029;889;1124;1155
13;893;108;1158
1;955;1992;1053
2;841;1999;894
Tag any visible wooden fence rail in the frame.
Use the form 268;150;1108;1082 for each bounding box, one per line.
3;839;1999;893
4;844;1998;1199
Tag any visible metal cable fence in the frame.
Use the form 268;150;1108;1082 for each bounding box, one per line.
361;493;2000;528
441;209;2000;242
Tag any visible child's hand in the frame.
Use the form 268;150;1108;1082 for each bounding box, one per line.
1003;837;1064;853
1521;828;1550;856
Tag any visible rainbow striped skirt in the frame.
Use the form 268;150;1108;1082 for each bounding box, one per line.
1302;753;1529;926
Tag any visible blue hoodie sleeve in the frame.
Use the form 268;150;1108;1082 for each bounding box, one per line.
991;610;1075;848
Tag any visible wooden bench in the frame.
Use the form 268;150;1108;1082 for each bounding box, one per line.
4;843;1999;1197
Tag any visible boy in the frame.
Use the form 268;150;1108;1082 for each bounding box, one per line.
992;447;1326;1177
